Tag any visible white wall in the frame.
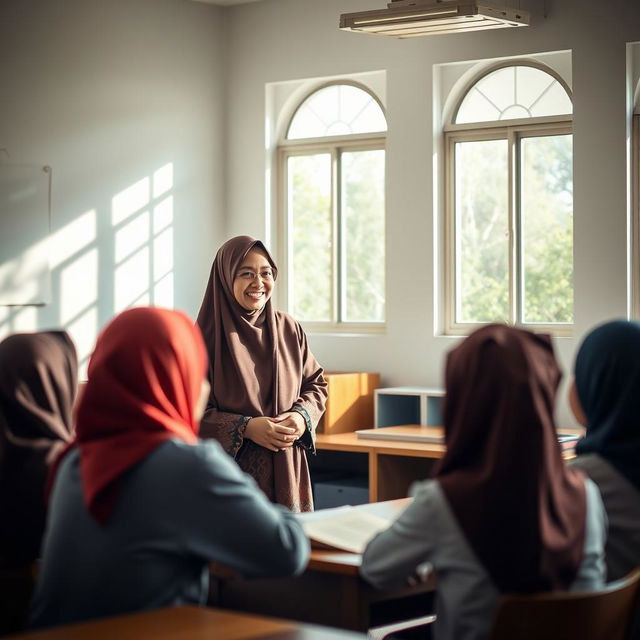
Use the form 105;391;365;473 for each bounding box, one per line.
2;0;639;425
0;0;227;371
223;0;640;426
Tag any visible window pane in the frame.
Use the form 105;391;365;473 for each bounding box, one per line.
515;66;553;111
521;134;573;323
455;88;502;124
477;66;514;112
341;149;385;322
530;81;573;118
455;140;509;323
287;84;386;139
288;154;332;321
455;65;572;124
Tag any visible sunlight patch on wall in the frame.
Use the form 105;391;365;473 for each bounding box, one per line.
115;212;150;263
0;245;50;306
154;272;173;308
153;164;173;198
112;177;151;226
49;210;96;268
112;163;174;313
49;209;99;374
153;195;173;233
115;247;150;312
153;228;173;281
67;307;98;379
0;308;26;340
60;249;98;325
0;305;37;345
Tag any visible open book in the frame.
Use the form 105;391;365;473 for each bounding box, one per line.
297;500;408;554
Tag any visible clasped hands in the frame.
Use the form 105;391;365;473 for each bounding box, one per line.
245;411;306;452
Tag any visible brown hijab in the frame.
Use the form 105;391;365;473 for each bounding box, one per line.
435;324;586;593
197;235;303;417
0;331;77;565
197;235;324;511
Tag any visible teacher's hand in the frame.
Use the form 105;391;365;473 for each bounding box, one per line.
245;416;298;452
274;411;306;440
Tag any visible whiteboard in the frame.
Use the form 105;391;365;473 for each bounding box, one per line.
0;164;51;305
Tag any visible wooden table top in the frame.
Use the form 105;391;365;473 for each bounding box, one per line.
316;425;583;459
11;605;367;639
316;426;446;458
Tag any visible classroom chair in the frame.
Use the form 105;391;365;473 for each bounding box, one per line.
489;567;640;640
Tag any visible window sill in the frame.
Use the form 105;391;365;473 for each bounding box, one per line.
301;321;386;337
442;322;573;338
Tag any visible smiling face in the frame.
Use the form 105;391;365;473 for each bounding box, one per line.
232;248;275;312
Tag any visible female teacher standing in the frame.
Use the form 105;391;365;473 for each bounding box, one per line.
197;235;327;512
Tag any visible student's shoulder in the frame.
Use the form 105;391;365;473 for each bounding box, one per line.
411;478;439;496
157;438;241;479
407;478;442;512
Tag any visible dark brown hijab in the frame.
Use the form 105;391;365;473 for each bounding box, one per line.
197;235;303;417
0;331;77;565
435;324;586;593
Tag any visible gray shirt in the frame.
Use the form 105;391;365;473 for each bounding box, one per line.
360;478;606;640
30;438;310;629
570;453;640;581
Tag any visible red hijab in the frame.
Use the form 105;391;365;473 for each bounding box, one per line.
435;324;587;593
53;307;207;525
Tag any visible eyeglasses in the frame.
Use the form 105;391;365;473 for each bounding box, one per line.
235;269;275;282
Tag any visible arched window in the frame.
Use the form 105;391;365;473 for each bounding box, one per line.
279;83;387;329
444;62;573;334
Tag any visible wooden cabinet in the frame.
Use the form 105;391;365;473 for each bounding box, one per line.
316;429;443;502
313;387;444;505
317;371;380;434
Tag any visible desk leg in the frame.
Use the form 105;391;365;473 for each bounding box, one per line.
369;452;378;502
337;575;370;631
376;455;435;502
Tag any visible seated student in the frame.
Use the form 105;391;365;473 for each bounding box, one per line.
0;331;77;635
360;324;606;640
568;319;640;582
29;307;309;629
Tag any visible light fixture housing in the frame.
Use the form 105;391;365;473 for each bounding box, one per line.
339;0;529;38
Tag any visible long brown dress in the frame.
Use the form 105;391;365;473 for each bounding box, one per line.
196;235;327;512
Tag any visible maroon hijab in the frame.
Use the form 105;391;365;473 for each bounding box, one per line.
435;324;586;593
196;235;303;417
0;331;77;565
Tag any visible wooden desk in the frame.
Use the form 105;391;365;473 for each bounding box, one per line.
11;605;366;639
212;500;435;632
315;425;583;502
316;426;444;502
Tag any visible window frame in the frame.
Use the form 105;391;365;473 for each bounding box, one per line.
443;62;574;337
633;113;640;319
277;82;387;334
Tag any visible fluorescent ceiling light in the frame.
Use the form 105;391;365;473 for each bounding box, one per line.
339;0;529;38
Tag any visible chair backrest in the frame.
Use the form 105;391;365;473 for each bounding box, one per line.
489;567;640;640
